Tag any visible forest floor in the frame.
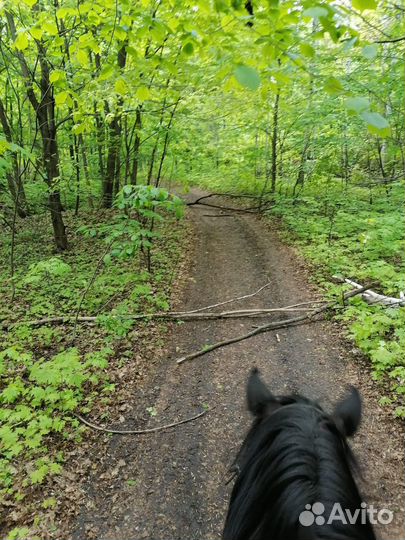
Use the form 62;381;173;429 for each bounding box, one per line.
69;189;404;540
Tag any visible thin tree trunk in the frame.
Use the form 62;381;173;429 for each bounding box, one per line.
130;106;142;185
102;43;127;207
270;89;280;193
155;98;180;187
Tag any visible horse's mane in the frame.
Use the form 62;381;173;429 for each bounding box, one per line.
223;396;376;540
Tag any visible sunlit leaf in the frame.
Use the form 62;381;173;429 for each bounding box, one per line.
30;27;43;40
136;86;152;101
352;0;377;11
14;33;29;51
300;43;315;58
115;78;128;96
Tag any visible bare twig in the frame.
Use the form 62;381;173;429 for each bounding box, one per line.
175;284;374;365
74;408;209;435
176;282;272;314
375;35;405;43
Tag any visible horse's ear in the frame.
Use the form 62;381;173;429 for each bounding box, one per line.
333;386;362;437
247;368;277;416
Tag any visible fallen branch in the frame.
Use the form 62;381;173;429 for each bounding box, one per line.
2;296;328;330
335;276;405;307
188;200;261;213
176;284;374;365
74;408;209;435
3;304;323;330
187;192;265;205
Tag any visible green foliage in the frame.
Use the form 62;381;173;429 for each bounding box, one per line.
0;204;185;536
267;184;404;413
23;258;72;285
0;346;112;488
80;186;184;269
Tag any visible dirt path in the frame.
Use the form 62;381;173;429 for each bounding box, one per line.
73;191;404;540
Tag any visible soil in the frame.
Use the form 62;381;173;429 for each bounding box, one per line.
71;189;405;540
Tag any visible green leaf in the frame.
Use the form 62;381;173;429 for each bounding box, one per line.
30;27;43;40
361;111;389;130
99;65;115;81
14;33;29;51
182;42;194;55
362;44;378;59
344;97;370;113
303;7;328;18
42;22;58;36
300;43;315;58
76;49;88;66
55;91;69;106
136;86;151;101
115;78;128;96
50;70;65;84
352;0;377;11
324;77;344;95
234;65;261;91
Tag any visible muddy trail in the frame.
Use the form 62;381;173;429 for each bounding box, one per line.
73;191;404;540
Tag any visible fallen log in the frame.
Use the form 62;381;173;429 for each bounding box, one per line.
334;276;405;307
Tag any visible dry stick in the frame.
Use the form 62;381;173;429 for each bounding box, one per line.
176;284;375;365
175;282;272;314
74;408;209;435
176;313;311;365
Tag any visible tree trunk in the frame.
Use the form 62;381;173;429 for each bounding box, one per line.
0;97;28;217
6;11;67;249
102;43;127;207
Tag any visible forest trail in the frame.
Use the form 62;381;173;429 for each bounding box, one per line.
73;190;404;540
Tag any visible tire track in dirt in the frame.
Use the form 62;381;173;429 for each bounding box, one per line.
73;190;404;540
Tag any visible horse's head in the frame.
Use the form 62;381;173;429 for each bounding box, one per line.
223;368;375;540
247;367;362;437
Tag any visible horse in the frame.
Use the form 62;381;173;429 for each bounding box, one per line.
223;368;376;540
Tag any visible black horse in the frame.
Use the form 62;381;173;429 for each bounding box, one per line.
223;368;376;540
